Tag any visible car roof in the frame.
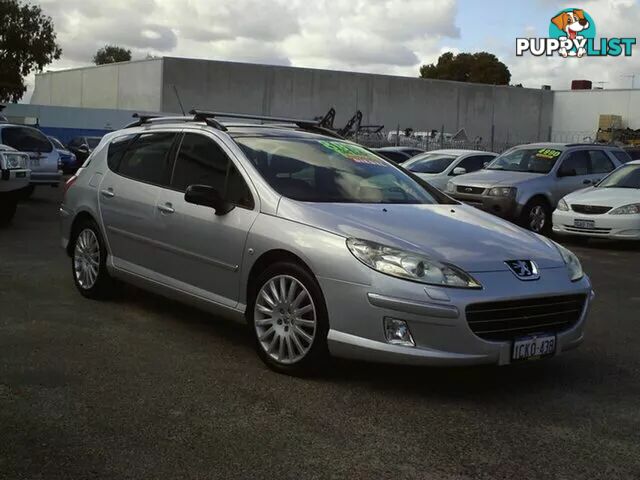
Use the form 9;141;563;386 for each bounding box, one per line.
417;149;496;156
627;159;640;165
511;142;622;150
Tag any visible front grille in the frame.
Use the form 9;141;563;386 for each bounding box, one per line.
465;294;586;341
571;204;612;215
564;225;612;234
457;185;485;195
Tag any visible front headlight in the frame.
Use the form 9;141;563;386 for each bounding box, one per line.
446;181;455;193
487;186;517;197
346;238;482;289
0;152;28;170
557;198;569;211
609;203;640;215
552;241;584;282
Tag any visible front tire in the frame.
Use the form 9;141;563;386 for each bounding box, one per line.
521;199;551;234
248;262;329;375
71;219;116;299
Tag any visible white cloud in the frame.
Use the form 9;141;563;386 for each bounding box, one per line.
34;0;458;75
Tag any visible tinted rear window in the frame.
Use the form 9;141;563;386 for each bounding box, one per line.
613;150;633;164
115;132;177;186
2;127;52;153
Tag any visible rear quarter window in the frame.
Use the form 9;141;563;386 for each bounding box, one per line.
612;150;633;164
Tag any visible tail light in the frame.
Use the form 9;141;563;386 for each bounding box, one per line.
63;174;77;196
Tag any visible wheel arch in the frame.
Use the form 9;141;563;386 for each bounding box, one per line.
66;210;101;256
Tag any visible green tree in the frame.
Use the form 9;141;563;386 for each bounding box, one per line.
0;0;62;102
420;52;511;85
93;45;132;65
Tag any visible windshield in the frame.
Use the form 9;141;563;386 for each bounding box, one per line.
404;153;457;174
235;137;441;204
87;137;101;148
597;164;640;189
486;147;562;174
48;137;65;150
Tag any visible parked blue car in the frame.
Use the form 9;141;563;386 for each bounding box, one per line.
48;136;78;173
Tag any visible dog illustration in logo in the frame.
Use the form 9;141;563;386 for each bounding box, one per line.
551;9;589;57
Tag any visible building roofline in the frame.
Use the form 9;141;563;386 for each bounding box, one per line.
34;57;163;77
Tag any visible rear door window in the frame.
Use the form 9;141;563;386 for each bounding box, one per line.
559;151;590;176
588;150;615;174
1;126;53;153
457;155;491;173
116;132;177;186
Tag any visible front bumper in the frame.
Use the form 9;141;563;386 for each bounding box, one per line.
320;268;592;366
553;210;640;240
0;168;30;193
30;170;62;186
451;192;521;220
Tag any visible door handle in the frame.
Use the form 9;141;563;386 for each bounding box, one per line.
583;179;592;185
158;203;175;214
100;188;115;198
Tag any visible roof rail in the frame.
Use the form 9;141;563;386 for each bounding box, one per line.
125;112;228;131
190;110;320;127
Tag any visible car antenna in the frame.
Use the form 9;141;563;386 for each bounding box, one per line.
173;85;186;116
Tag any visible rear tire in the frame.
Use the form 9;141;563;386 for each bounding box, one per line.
70;219;117;299
520;199;551;235
248;262;329;376
18;185;35;201
0;195;17;226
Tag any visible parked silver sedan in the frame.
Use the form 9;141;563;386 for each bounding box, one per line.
60;113;593;374
403;149;497;190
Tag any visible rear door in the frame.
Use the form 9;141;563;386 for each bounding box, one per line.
98;131;178;274
0;126;58;174
587;149;616;184
552;150;592;202
153;131;259;307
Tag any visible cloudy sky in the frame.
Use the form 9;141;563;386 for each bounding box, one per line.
28;0;640;99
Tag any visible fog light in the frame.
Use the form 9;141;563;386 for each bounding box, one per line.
383;318;415;347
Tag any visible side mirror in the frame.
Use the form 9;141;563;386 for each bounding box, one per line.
452;167;467;176
78;144;90;153
184;184;234;215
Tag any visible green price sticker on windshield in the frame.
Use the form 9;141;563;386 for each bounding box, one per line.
536;148;562;160
318;140;386;165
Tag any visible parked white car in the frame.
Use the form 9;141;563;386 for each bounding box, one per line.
553;160;640;240
403;149;497;191
0;144;30;225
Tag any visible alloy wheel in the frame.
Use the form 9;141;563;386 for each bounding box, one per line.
74;228;100;289
529;205;546;232
254;275;317;365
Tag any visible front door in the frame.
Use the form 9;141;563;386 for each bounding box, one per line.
153;132;258;307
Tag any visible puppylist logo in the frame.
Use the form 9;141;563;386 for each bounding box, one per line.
517;8;636;58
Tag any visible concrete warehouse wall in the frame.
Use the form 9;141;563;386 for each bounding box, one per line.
160;58;553;144
551;89;640;142
31;58;164;112
30;57;553;145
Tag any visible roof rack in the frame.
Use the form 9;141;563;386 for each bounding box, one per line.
125;110;344;139
189;110;344;139
126;112;228;131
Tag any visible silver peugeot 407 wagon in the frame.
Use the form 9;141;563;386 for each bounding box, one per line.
60;111;594;374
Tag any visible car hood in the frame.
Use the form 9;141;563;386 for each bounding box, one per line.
564;187;640;207
276;198;565;272
451;169;544;188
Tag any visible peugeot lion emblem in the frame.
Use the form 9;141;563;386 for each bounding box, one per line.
505;260;540;281
465;187;473;192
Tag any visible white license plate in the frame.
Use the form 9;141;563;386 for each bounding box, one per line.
30;159;40;167
512;334;556;361
574;219;595;229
